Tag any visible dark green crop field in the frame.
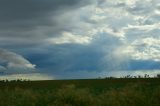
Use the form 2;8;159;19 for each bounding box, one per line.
0;78;160;106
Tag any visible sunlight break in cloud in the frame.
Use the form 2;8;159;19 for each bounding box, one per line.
0;73;53;81
47;31;92;45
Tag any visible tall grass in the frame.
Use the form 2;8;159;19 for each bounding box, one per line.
0;82;160;106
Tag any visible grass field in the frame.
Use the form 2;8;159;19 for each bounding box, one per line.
0;78;160;106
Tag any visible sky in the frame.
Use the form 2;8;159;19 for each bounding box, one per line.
0;0;160;80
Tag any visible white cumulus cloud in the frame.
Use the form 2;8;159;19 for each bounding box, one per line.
47;31;92;44
0;48;36;73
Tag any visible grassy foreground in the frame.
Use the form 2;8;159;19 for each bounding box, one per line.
0;78;160;106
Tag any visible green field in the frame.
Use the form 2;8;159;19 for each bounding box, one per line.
0;78;160;106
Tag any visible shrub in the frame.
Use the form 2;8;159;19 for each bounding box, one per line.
52;84;96;106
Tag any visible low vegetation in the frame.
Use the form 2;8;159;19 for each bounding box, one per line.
0;78;160;106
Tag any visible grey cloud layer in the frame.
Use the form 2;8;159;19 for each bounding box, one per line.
0;0;89;23
0;0;92;46
0;0;160;78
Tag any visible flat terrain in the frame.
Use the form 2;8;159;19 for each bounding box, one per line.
1;78;160;89
0;78;160;106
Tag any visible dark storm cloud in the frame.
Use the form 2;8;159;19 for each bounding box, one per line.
25;33;124;73
0;0;89;23
22;44;102;73
0;0;92;46
0;0;160;79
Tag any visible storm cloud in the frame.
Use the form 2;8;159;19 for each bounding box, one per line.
0;0;92;47
0;0;160;79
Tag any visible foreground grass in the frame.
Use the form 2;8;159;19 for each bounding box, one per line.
0;78;160;106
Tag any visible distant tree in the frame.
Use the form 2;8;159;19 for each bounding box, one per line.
157;74;160;78
125;75;131;78
105;76;116;79
134;76;137;78
138;75;142;78
144;74;150;78
5;79;8;82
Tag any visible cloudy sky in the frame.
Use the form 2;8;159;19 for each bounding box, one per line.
0;0;160;80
